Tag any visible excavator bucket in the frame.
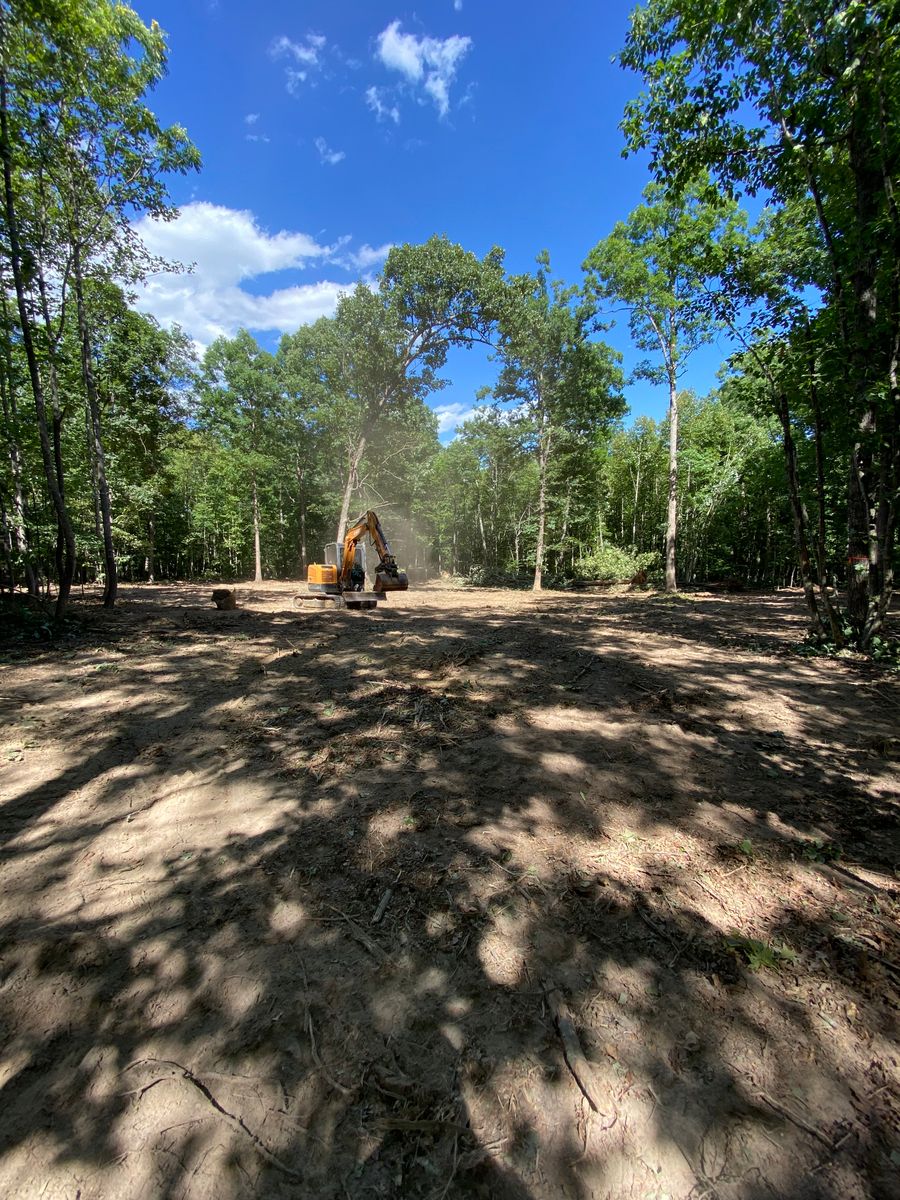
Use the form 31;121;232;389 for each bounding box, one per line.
374;569;409;593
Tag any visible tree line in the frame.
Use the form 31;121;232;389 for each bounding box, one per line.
1;0;897;653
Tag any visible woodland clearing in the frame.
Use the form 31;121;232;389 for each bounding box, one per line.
0;583;897;1199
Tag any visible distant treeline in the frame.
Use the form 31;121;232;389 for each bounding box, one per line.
1;0;896;653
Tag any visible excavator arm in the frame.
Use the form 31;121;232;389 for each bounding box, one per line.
340;511;409;593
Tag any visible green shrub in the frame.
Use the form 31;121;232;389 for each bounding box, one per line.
572;546;658;584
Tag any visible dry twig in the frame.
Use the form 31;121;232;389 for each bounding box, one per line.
298;959;353;1096
123;1058;302;1179
328;904;389;963
544;979;603;1112
371;888;394;925
755;1090;837;1150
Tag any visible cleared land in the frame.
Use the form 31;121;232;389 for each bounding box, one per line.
0;582;897;1199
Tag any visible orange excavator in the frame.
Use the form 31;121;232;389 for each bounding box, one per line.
303;510;409;610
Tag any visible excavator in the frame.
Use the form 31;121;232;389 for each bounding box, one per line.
301;510;409;610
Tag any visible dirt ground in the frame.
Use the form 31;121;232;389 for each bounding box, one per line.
0;581;898;1200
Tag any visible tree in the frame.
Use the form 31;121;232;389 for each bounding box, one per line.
583;181;744;591
0;0;198;609
619;0;900;645
198;331;280;583
492;253;623;590
327;236;506;545
87;282;195;581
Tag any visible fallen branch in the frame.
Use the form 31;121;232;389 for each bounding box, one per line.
822;861;896;897
755;1090;837;1150
544;979;603;1112
565;656;599;689
635;905;679;952
123;1058;302;1180
371;888;393;925
694;873;729;910
370;1117;472;1134
328;905;389;963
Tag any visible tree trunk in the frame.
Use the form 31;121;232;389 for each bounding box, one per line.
807;360;843;642
533;417;550;592
147;516;156;583
0;317;35;594
73;243;116;606
295;458;308;573
560;485;571;561
252;476;263;582
846;429;874;638
664;376;679;592
0;70;75;616
477;499;488;564
631;452;641;546
776;389;825;636
337;435;366;546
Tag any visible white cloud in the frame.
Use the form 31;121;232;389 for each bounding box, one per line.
245;133;270;144
433;402;476;437
314;136;345;166
244;112;259;125
271;33;325;66
347;242;394;270
365;85;400;124
454;0;463;10
375;21;471;117
271;32;327;92
132;202;351;346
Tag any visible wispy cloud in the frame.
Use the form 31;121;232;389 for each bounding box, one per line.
244;112;260;125
349;242;394;270
245;133;270;144
271;32;327;93
314;136;345;166
365;85;400;124
375;20;471;118
454;1;463;11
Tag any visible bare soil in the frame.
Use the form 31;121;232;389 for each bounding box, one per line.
0;582;898;1200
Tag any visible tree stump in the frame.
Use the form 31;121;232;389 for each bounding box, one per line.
211;588;237;610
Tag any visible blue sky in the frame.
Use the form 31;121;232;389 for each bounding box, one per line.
130;0;734;437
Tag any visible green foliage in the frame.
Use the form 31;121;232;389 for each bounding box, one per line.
619;0;899;647
0;597;53;642
0;0;895;652
571;545;657;583
725;934;797;972
800;840;843;864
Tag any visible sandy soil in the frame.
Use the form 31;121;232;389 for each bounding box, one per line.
0;581;897;1200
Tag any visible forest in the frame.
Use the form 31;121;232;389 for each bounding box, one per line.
1;0;896;653
0;4;898;1200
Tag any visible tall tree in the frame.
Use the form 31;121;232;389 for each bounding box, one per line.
493;253;623;590
583;182;744;591
0;0;198;608
198;330;280;583
620;0;900;645
327;236;505;545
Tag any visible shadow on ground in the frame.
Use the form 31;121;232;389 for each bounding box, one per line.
0;585;897;1198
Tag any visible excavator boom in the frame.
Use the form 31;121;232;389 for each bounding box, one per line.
340;511;408;594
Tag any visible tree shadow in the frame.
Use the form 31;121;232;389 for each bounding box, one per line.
0;586;897;1198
